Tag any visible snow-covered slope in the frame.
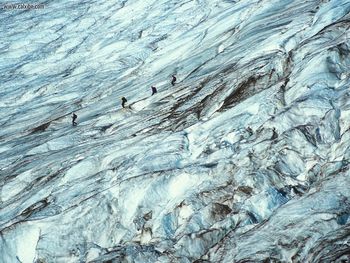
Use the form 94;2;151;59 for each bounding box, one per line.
1;0;350;262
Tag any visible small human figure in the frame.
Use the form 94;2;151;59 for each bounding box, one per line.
151;86;157;95
121;97;127;108
72;113;77;126
271;127;278;140
248;150;255;160
171;75;177;86
246;126;253;136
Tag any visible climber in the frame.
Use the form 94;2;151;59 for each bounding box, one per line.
271;127;278;140
151;86;157;95
246;126;253;136
72;113;77;126
171;75;177;86
121;97;127;108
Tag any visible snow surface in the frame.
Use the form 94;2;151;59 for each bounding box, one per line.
1;0;350;262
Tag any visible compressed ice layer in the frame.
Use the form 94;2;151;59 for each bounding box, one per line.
1;0;350;262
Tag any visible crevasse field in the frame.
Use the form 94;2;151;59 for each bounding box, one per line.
1;0;350;262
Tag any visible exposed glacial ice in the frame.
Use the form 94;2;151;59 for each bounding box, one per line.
1;0;350;262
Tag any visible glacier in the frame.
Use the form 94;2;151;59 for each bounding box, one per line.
0;0;350;262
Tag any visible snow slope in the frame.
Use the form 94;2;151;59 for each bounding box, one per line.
1;0;350;262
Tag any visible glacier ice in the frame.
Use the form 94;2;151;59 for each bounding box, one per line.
1;0;350;262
